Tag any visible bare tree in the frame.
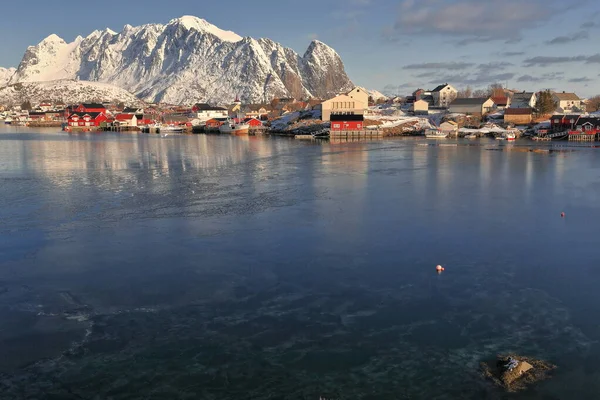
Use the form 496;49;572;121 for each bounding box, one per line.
586;95;600;112
472;89;489;98
487;83;504;97
457;85;473;98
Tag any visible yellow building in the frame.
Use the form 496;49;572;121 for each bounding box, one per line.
321;87;369;121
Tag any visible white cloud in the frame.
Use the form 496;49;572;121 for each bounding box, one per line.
389;0;558;41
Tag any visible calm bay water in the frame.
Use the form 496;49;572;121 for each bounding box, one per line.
1;127;600;399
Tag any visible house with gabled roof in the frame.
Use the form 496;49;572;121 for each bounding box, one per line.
67;112;109;128
511;92;537;109
552;92;585;113
449;97;495;115
491;96;511;110
430;83;458;108
74;103;106;113
321;87;368;121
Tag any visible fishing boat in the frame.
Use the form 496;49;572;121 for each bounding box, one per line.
425;129;447;139
4;116;13;125
219;119;250;134
159;125;185;133
506;132;516;141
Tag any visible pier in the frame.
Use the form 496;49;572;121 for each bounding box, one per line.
329;129;383;139
568;134;597;142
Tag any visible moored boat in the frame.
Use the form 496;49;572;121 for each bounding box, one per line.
159;125;185;133
219;121;250;134
425;129;447;139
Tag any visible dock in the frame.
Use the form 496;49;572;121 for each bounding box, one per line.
568;134;596;142
329;129;383;139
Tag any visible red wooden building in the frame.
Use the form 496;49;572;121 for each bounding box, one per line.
550;114;582;132
205;118;228;128
74;103;106;113
243;117;263;127
330;114;364;131
67;112;109;128
568;117;600;135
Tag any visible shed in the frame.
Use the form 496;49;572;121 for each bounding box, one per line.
449;98;495;115
504;108;533;125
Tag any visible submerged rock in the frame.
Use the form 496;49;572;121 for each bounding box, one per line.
481;354;556;392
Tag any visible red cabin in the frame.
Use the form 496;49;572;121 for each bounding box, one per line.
330;114;364;131
205;118;227;128
73;103;106;113
67;112;109;128
243;117;263;127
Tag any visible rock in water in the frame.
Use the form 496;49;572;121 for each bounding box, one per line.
481;354;556;392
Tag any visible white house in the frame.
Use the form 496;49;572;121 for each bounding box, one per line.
115;114;138;127
431;83;458;108
193;103;229;121
511;92;537;109
553;92;585;113
321;87;368;121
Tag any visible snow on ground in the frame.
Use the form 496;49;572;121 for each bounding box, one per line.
269;112;301;131
0;79;142;105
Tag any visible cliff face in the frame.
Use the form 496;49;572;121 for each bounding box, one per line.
10;16;354;104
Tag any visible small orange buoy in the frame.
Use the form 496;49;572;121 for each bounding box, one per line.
436;265;445;272
561;212;565;218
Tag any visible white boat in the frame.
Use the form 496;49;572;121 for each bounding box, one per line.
465;133;477;139
219;121;250;134
4;117;13;125
425;129;447;139
159;125;185;133
496;132;516;141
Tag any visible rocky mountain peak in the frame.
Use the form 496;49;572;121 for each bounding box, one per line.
9;16;354;104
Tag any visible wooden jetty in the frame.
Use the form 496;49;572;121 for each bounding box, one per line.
568;134;596;142
330;129;383;139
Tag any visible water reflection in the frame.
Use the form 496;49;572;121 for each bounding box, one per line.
3;130;600;399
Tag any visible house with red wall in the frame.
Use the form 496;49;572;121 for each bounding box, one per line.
330;114;364;131
568;116;600;135
243;117;263;127
67;112;109;128
205;118;228;129
551;114;584;132
74;103;106;113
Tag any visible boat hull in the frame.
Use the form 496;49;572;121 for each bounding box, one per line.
219;123;250;134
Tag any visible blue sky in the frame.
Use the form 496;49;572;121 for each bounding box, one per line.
2;0;600;97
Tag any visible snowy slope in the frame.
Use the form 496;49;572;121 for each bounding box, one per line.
0;80;142;106
0;67;16;87
10;16;354;104
368;89;388;101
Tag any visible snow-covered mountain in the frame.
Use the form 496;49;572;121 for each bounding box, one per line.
0;67;16;87
0;79;142;106
9;16;354;104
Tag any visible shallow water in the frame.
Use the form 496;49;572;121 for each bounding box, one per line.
1;127;600;399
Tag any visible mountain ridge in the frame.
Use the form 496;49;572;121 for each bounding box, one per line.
8;16;355;105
